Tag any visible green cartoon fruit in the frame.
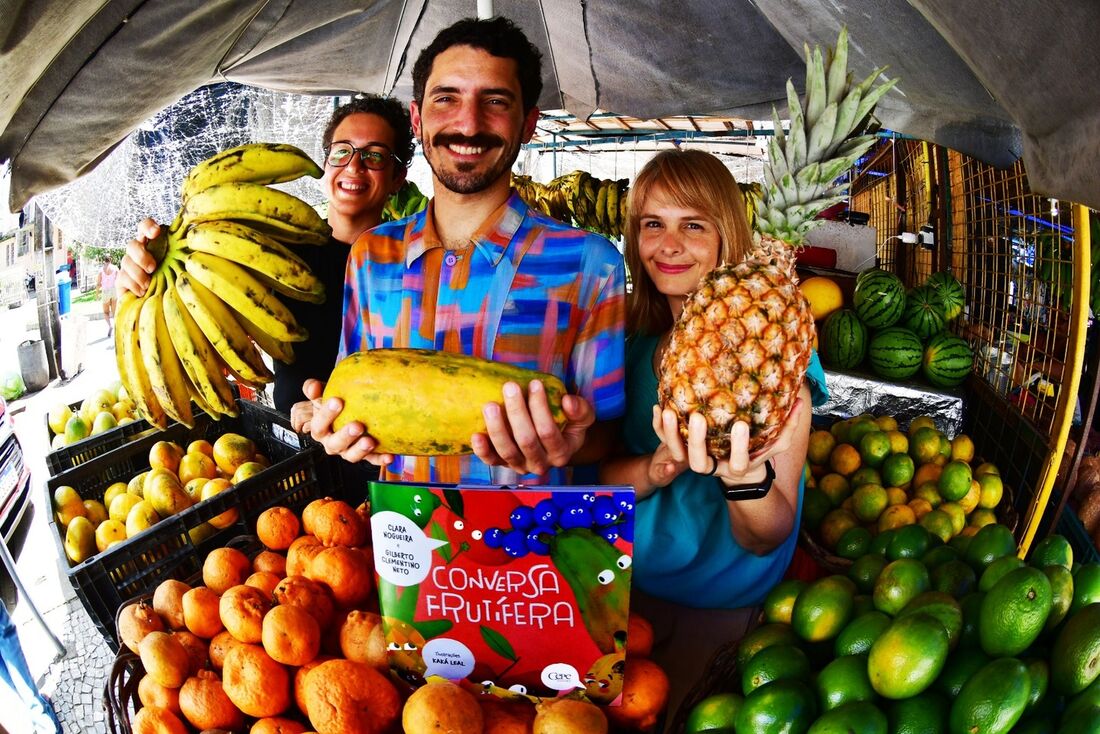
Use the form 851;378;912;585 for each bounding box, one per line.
549;528;631;654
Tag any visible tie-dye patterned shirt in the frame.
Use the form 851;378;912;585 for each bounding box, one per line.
340;191;627;485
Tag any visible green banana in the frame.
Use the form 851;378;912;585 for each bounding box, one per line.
181;142;322;202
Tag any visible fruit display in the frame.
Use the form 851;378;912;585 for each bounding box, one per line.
46;382;138;450
683;526;1100;733
512;170;630;240
111;502;672;734
658;29;895;459
801;413;1008;559
52;433;266;566
116;142;328;431
323;348;568;456
818;266;974;388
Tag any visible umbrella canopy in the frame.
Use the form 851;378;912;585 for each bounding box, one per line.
2;0;1098;213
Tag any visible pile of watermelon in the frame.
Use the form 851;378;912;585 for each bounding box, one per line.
820;270;973;388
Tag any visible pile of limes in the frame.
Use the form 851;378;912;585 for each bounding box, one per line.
801;414;1005;558
684;527;1100;734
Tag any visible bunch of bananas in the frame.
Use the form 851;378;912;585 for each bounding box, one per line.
513;170;628;240
1034;214;1100;314
381;180;429;222
116;143;328;429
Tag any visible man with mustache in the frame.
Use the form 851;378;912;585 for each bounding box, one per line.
302;16;626;485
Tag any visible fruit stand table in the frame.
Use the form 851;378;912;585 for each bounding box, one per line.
815;368;965;437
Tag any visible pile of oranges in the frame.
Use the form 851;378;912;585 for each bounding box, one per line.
802;414;1006;558
117;499;671;734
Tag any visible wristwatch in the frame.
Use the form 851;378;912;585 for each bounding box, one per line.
721;459;775;501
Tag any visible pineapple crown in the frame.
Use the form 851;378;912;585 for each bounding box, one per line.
756;27;898;246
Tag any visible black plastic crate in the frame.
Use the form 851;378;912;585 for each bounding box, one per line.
44;398;153;476
46;399;352;643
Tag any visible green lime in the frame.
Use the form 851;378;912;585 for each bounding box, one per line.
736;623;799;671
852;594;874;618
1061;676;1100;724
816;654;875;711
736;680;818;734
921;544;959;570
834;610;892;657
859;431;893;469
935;648;990;697
847;419;881;448
948;532;973;555
837;526;873;559
1044;564;1074;631
957;592;984;649
1070;563;1100;615
1051;602;1100;695
873;558;931;616
850;466;883;489
742;644;812;695
1011;715;1056;734
930;559;977;598
803;487;833;530
881;453;915;489
899;591;963;649
938;460;972;502
807;701;887;734
848;553;888;594
963;523;1017;573
978;554;1026;592
763;579;806;625
886;524;932;561
979;566;1053;656
1023;657;1050;713
684;692;743;733
886;690;949;734
851;485;889;524
949;658;1030;734
792;576;855;642
919;510;955;544
868;613;950;699
869;529;895;556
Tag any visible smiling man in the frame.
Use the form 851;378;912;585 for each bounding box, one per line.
304;17;627;486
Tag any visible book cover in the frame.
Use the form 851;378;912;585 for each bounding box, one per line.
368;481;636;703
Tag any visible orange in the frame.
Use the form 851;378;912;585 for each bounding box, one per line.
875;415;899;432
977;474;1004;509
938;461;973;502
886;487;908;506
200;478;238;529
251;718;310;734
222;644;291;719
338;610;387;670
920;509;955;542
302;659;401;734
859;431;893;469
274;575;336;629
912;463;943;490
627;613;655;657
819;474;852;507
852;484;889;523
203;547;252;595
179;669;245;732
939;502;967;535
312;500;368;547
914;482;943;508
307;546;374;608
850;467;883;489
878;504;917;532
263;603;322;667
212;433;257;475
256;506;301;551
182;587;224;639
908;498;934;521
909;427;943;465
245;571;281;598
908;416;937;436
402;680;484;734
138;674;182;715
253;550;287;578
808;430;837;466
887;430;909;455
950;435;976;463
830;444;862;477
820;509;860;550
187;440;215;458
153;579;191;631
958;480;982;514
800;276;844;321
219;585;272;644
131;706;188;734
960;525;979;537
604;658;670;733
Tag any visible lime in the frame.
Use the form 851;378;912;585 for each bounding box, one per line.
1044;564;1074;631
886;690;949;734
873;559;931;616
818;473;852;507
935;648;990;697
938;460;973;502
909;427;942;464
886;524;931;561
848;554;888;594
816;654;875;711
792;575;855;642
763;579;807;625
848;419;881;448
1023;657;1050;713
908;416;937;436
820;508;860;550
978;554;1026;592
967;508;998;529
979;566;1053;656
808;430;838;466
948;532;973;555
957;591;984;649
920;510;955;543
735;623;799;671
859;431;893;469
875;415;898;432
964;523;1017;573
973;461;1000;477
852;594;875;618
1070;563;1100;614
742;644;812;695
886;430;908;455
834;610;892;657
1030;535;1073;571
948;658;1030;734
850;466;883;489
1051;602;1100;694
850;484;888;524
921;545;959;570
930;559;976;598
899;591;963;649
735;680;817;734
950;435;975;463
869;529;895;557
881;453;915;488
977;473;1004;509
685;691;743;733
807;700;887;734
868;613;949;699
939;502;966;535
837;527;873;559
803;487;833;530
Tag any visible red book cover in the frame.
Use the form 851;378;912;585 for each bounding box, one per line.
368;481;636;704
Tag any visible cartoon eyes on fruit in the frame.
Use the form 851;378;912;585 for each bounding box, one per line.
453;519;464;531
597;569;614;585
471;529;483;540
617;555;631;570
508;684;527;695
387;641;419;652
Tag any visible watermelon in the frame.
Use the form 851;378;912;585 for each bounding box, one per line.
821;309;868;369
923;333;973;387
853;269;906;329
868;327;923;380
925;271;965;321
902;286;947;342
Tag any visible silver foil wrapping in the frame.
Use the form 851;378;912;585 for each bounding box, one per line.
813;368;965;436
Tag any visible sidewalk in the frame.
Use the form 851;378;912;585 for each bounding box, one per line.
5;294;118;733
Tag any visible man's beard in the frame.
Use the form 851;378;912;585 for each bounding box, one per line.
424;132;522;195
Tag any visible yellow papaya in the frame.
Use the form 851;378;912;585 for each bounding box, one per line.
324;348;568;455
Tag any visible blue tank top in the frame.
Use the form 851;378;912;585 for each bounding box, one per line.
623;334;829;608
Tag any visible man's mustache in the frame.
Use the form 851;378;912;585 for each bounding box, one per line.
431;133;503;150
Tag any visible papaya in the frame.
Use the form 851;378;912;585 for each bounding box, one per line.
324;348;568;455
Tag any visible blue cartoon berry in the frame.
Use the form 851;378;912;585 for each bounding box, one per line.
559;505;591;530
533;498;559;527
483;527;505;549
525;529;551;555
600;527;620;544
618;522;634;543
591;495;619;527
509;506;536;531
613;491;635;515
502;529;529;558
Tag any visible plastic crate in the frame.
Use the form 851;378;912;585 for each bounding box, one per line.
46;399;352;643
1056;506;1100;565
44;398;153;476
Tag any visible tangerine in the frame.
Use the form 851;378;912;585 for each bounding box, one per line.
878;504;917;532
182;587;225;639
257;506;301;551
302;658;401;734
859;432;893;469
263;603;321;667
909;427;943;465
808;430;837;466
338;610;386;670
179;669;245;731
830;444;862;477
222;643;291;718
203;546;251;594
220;584;272;644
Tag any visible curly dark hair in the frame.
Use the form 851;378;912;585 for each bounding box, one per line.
322;95;415;166
412;16;543;113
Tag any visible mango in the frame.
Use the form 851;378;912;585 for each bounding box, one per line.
64;516;97;564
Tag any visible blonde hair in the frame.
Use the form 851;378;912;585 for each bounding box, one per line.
624;149;754;335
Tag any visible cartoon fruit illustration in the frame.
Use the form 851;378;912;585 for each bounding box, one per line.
549;528;631;654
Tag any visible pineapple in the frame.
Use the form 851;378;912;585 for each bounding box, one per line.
658;28;897;457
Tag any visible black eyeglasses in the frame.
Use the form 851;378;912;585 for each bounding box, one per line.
323;142;402;170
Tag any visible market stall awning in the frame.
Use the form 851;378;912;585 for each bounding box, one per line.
2;0;1099;212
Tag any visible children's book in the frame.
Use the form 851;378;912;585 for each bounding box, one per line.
368;481;636;704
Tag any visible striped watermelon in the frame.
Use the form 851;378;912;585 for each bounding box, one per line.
868;327;923;380
853;269;906;329
925;271;965;321
821;309;868;369
922;333;973;387
902;286;947;342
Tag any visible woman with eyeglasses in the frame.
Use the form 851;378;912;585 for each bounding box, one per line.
116;95;415;414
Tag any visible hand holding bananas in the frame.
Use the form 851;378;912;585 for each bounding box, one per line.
115;143;329;430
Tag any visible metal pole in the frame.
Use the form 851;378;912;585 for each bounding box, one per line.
0;539;65;659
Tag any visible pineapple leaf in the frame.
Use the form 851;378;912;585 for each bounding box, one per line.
806;101;837;163
826;27;849;106
767;136;790;181
794;163;823;204
766;183;787;212
772;108;787;148
831;88;863;149
779;172;800;208
804;44;827;130
853;76;899;129
786;110;807;174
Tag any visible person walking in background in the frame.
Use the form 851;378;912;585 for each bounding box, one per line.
0;600;62;734
95;256;118;338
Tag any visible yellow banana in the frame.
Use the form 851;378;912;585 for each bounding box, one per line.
594;181;609;232
173;270;274;385
183;251;308;343
605;181;620;239
119;277;168;430
184;221;325;301
180;367;218;420
236;309;296;365
162;278;238;417
114;291;138;387
137;278;194;428
181;182;331;245
181;143;323;202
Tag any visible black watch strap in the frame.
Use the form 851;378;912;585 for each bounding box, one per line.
721;459;775;501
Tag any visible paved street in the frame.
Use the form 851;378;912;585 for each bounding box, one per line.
3;293;118;733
